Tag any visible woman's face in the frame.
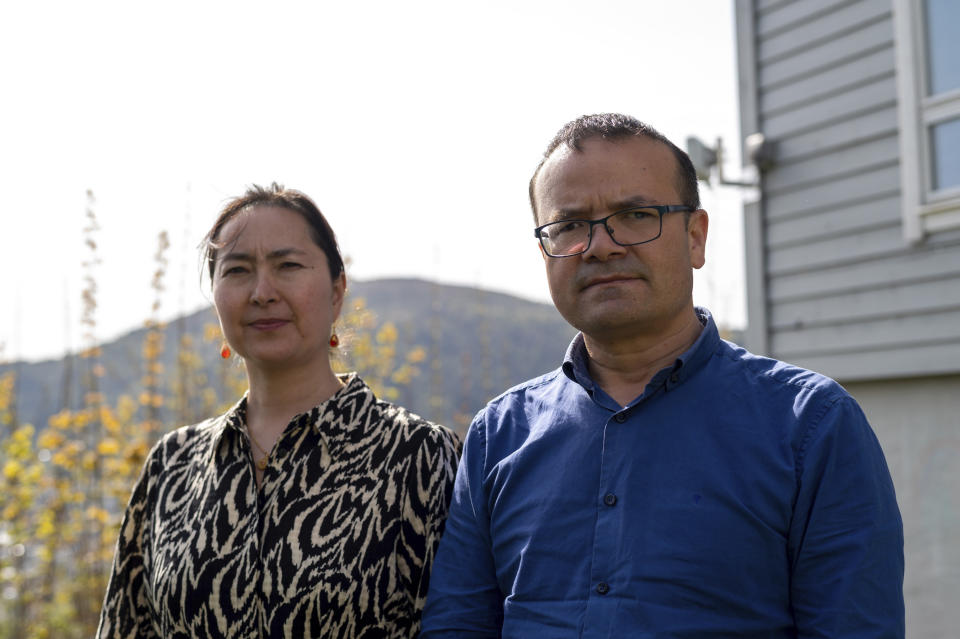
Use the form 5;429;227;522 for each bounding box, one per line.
212;205;345;374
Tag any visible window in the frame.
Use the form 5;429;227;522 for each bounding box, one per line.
893;0;960;242
930;117;960;191
924;0;960;96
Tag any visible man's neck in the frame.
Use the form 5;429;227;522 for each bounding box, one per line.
584;310;703;407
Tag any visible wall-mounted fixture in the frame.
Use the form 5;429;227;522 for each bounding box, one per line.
685;133;775;187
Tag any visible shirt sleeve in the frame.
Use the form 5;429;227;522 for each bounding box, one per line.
789;395;905;638
421;415;505;638
393;426;462;639
96;447;160;639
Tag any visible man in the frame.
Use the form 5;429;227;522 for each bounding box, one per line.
421;114;904;637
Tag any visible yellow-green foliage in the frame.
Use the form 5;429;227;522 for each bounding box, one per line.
0;225;422;638
334;297;426;401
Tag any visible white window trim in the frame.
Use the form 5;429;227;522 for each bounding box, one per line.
892;0;960;243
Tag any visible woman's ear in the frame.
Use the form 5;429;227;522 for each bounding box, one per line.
331;272;347;322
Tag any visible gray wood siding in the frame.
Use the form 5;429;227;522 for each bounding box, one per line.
737;0;960;381
769;240;960;299
766;194;901;245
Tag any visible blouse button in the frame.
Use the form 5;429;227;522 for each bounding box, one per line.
596;582;610;595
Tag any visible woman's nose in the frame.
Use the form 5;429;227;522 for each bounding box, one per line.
249;271;278;306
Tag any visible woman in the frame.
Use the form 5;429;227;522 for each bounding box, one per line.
97;184;461;638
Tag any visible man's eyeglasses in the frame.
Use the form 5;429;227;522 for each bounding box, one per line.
534;205;693;258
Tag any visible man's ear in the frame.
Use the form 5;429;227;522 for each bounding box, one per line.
688;209;709;270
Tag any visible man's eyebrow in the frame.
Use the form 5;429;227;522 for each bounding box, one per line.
549;196;659;221
550;208;589;221
610;196;659;210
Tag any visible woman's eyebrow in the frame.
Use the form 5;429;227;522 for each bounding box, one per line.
266;248;307;260
219;251;253;264
220;247;307;263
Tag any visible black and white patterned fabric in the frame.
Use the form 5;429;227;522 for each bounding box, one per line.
97;374;461;638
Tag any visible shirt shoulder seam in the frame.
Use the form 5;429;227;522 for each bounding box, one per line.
794;393;849;481
486;367;564;406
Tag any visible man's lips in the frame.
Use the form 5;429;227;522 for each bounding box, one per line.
579;274;643;291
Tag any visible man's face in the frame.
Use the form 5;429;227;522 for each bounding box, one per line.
533;136;708;342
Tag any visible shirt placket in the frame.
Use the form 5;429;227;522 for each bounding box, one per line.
223;422;268;639
257;425;295;639
582;408;628;638
239;422;273;639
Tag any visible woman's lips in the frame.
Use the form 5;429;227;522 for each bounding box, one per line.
248;319;289;330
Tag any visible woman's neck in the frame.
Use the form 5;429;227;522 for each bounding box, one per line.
244;360;344;432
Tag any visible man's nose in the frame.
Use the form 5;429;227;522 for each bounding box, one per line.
582;222;626;261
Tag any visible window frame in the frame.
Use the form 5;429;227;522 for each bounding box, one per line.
893;0;960;243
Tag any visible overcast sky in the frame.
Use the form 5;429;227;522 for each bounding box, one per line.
0;0;746;363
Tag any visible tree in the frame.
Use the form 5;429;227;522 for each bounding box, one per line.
0;223;425;637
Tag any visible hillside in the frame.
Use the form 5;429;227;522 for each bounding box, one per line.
1;279;577;437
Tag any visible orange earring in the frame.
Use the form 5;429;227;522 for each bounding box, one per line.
220;343;231;359
329;333;339;348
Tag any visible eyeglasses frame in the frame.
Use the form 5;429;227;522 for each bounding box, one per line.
533;204;694;258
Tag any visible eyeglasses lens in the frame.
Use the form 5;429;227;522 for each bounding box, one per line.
609;208;661;243
541;209;661;256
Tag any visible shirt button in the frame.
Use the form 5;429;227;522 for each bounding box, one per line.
603;493;617;507
596;582;610;595
614;413;626;423
669;372;680;383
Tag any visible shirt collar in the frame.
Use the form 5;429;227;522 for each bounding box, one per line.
210;372;371;458
562;306;720;394
561;332;595;390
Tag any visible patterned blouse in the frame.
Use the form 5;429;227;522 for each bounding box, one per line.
97;374;461;638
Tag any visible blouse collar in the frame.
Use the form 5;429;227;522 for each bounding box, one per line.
210;372;374;458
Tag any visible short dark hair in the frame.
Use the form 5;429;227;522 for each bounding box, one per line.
528;113;701;223
203;183;345;282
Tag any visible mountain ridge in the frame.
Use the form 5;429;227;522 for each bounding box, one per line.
1;278;577;436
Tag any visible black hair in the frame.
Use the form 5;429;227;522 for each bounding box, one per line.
203;183;345;282
528;113;701;223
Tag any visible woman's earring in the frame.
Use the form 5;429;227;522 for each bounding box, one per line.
220;343;231;359
329;333;339;348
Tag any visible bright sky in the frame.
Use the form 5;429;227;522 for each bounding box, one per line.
1;0;746;363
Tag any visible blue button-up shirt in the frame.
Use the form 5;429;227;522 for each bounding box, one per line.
422;309;904;638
